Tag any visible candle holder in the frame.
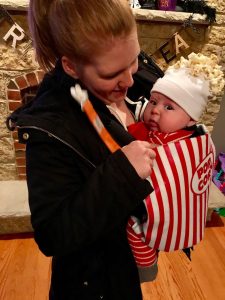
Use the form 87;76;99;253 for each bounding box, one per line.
157;0;177;11
139;0;156;9
129;0;141;8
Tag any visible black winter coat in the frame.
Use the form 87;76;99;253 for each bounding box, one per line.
7;63;153;300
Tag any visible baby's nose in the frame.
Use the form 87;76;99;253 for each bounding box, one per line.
151;105;160;114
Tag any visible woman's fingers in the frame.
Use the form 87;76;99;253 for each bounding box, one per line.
121;141;156;179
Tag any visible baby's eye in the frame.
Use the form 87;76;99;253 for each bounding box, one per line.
164;105;174;110
150;99;157;105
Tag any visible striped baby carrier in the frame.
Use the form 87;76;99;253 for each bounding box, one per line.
143;130;215;251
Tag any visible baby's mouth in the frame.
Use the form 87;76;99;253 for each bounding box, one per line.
148;120;159;131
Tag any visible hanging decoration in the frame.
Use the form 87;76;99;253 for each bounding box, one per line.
182;13;200;33
128;1;217;64
151;15;203;64
0;2;216;65
0;4;14;24
0;5;32;56
158;31;189;63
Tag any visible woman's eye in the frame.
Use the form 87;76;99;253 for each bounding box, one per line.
165;105;173;110
102;73;118;80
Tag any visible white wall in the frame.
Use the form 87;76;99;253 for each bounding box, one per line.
212;94;225;156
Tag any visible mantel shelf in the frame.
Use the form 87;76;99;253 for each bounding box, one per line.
133;9;209;25
0;0;28;11
0;1;210;25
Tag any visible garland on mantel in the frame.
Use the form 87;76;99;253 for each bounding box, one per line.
177;0;216;23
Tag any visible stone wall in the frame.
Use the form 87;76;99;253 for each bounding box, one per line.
0;5;38;180
0;0;225;180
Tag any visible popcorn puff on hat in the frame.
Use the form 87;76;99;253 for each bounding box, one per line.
151;53;225;121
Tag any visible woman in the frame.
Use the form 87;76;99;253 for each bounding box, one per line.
7;0;156;299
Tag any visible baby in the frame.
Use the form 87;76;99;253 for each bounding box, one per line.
127;53;225;283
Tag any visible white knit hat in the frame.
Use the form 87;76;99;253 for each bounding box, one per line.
151;67;210;121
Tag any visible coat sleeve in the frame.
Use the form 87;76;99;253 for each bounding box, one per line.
25;131;152;256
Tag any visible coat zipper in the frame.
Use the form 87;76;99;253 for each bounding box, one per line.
18;125;96;169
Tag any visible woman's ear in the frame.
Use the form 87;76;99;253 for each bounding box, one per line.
61;56;78;78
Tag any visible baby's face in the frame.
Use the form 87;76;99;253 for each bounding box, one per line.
143;92;195;133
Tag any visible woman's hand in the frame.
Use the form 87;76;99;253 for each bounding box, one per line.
121;141;156;179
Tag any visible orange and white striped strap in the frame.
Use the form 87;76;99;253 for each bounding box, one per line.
82;100;120;153
70;84;120;153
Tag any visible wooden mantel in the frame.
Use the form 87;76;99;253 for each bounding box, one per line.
0;0;209;25
133;8;209;24
0;0;28;11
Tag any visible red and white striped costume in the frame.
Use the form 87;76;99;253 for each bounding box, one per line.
127;122;215;267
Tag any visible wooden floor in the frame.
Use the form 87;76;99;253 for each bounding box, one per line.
0;213;225;300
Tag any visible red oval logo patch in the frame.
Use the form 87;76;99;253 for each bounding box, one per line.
191;152;213;195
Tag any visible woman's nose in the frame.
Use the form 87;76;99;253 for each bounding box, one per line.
118;69;134;88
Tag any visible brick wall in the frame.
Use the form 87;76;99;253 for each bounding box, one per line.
6;70;44;179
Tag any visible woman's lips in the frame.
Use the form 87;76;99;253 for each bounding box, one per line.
113;88;127;93
112;88;127;98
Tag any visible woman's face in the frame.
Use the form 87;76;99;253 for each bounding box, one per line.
69;29;140;105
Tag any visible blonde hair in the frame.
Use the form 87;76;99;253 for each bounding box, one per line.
28;0;136;71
